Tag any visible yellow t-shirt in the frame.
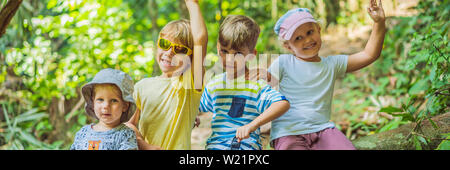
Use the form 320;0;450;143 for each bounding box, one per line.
134;70;202;150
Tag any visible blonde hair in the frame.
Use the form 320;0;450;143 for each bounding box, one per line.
93;84;122;99
159;19;194;51
219;15;260;50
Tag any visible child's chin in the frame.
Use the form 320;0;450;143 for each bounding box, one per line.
297;54;316;59
159;65;177;73
160;67;189;76
101;120;121;126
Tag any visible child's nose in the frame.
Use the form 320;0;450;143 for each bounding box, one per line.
164;47;176;57
102;101;111;109
304;36;314;43
226;54;236;62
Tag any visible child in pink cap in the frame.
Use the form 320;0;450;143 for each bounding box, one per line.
268;0;386;150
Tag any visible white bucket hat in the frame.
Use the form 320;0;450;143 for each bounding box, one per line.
81;68;136;123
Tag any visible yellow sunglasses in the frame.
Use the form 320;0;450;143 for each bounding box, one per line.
157;38;193;56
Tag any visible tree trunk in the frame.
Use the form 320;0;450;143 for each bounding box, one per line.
148;0;161;77
0;0;22;38
324;0;340;27
47;91;84;144
178;0;188;19
271;0;277;20
218;0;223;23
0;0;26;92
352;113;450;150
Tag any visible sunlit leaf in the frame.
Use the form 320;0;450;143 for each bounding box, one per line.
379;106;403;114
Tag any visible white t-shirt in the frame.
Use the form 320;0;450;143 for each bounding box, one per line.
268;54;348;141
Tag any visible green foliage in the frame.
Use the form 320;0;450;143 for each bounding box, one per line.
1;102;63;149
436;133;450;150
361;0;449;149
2;0;157;149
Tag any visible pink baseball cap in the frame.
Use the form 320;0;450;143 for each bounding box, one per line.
274;8;317;41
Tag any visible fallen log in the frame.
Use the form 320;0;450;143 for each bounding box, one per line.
352;113;450;150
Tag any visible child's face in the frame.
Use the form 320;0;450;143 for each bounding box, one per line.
93;84;128;128
156;36;191;77
217;43;256;76
284;22;322;59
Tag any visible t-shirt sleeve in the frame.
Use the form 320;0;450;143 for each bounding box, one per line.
119;128;138;150
256;82;288;113
333;55;348;79
199;87;213;113
267;56;283;81
180;67;203;96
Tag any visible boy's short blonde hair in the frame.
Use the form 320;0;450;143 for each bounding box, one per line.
218;15;260;51
159;19;194;51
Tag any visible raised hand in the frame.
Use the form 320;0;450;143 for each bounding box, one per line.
368;0;385;23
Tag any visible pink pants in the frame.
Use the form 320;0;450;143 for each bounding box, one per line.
273;127;356;150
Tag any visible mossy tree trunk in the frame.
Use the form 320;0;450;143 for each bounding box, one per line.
352;113;450;150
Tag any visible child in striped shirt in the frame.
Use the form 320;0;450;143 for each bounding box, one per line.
199;15;290;150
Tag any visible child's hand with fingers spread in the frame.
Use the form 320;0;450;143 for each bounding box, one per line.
235;123;257;142
368;0;385;23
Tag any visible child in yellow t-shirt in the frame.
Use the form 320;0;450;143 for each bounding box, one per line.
125;0;207;150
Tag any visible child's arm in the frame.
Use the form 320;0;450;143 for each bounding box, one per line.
235;100;289;142
125;109;161;150
128;108;140;126
124;122;162;150
194;115;201;128
248;68;280;88
186;0;208;90
347;0;386;73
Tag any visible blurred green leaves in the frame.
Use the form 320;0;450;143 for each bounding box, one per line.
369;0;449;149
1;102;63;149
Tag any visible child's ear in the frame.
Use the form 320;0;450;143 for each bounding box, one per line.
122;102;130;112
246;52;256;61
216;43;221;55
283;42;293;53
315;23;322;33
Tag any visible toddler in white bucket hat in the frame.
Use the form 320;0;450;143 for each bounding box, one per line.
70;68;138;150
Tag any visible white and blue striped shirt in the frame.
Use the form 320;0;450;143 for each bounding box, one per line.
199;73;287;150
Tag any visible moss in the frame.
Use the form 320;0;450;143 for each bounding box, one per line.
353;138;377;149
